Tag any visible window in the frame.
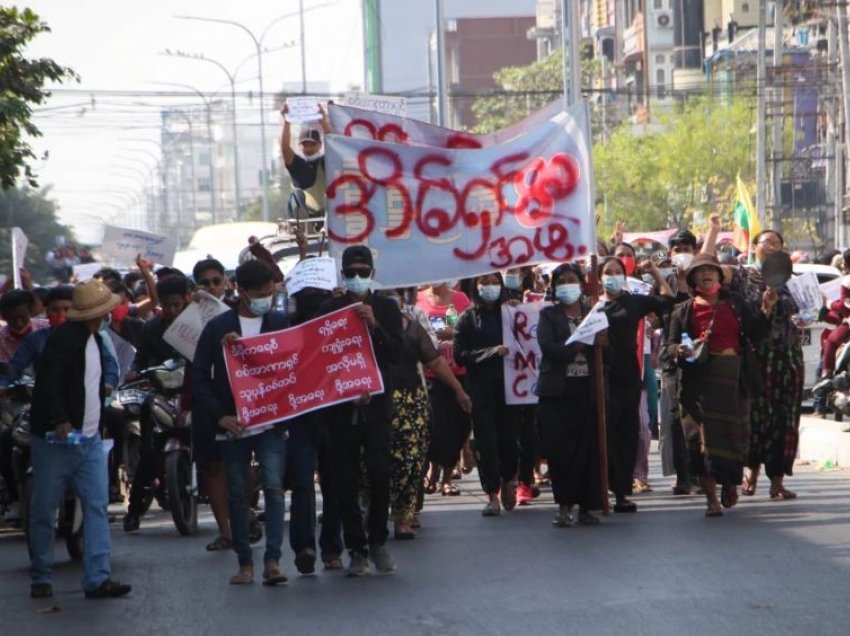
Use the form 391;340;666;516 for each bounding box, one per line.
656;54;665;64
656;68;666;98
741;3;750;12
654;0;663;9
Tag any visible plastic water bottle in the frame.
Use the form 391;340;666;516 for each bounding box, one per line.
445;304;459;328
680;332;697;363
46;430;83;445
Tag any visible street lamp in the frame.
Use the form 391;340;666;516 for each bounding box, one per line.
163;49;242;220
174;3;336;223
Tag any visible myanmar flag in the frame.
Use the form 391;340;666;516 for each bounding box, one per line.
732;175;762;254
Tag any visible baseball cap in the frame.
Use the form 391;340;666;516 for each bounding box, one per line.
299;126;322;144
341;245;374;269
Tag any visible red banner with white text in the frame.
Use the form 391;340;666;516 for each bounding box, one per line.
223;305;384;433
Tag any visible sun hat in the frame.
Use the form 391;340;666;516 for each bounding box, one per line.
684;253;724;288
67;279;121;321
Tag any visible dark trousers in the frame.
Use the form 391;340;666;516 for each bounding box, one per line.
327;404;391;556
427;378;471;469
515;404;538;485
287;415;343;559
127;401;155;516
470;375;520;494
606;382;641;497
0;429;18;503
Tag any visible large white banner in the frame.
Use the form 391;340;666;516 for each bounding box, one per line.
502;301;545;405
341;93;408;118
324;103;596;288
329;99;562;149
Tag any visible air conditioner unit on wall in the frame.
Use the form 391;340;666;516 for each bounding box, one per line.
656;12;672;28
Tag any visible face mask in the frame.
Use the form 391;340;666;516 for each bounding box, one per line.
555;284;582;305
504;273;522;291
248;295;273;316
343;276;372;295
48;312;67;328
620;255;637;276
673;253;694;269
602;274;626;294
642;274;656;286
477;284;502;303
697;282;722;297
111;304;130;324
659;267;674;279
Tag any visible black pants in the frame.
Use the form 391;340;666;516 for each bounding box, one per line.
427;378;471;469
606;382;641;498
0;429;18;503
470;375;519;494
326;404;391;556
515;404;538;485
128;401;156;516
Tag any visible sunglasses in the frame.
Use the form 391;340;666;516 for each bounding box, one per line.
198;276;223;287
342;267;372;279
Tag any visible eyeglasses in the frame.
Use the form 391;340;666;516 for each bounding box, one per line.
342;267;372;279
198;276;223;287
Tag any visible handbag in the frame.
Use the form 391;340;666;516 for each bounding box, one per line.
690;304;719;366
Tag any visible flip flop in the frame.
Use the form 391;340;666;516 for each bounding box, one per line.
769;487;797;500
229;571;254;585
206;535;232;552
262;566;288;586
705;506;723;518
740;475;757;496
720;485;739;509
441;483;461;496
577;511;600;526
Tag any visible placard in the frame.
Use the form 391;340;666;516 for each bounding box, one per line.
11;227;28;289
566;301;609;346
820;277;843;305
224;304;384;433
502;301;545;405
163;291;229;362
285;97;322;123
284;256;338;295
72;262;102;281
101;225;176;266
787;271;822;313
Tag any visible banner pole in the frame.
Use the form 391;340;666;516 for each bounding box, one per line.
589;253;609;515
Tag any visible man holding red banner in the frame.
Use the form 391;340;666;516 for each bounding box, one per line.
192;260;290;586
316;245;403;577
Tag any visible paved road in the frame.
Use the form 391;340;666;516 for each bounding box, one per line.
1;451;850;636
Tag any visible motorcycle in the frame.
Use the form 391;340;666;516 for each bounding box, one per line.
4;379;85;561
127;359;198;535
813;341;850;427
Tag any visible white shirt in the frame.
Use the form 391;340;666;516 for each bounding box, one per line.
82;334;102;438
238;315;263;338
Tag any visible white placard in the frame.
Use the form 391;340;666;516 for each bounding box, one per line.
101;225;176;266
341;93;408;118
284;256;338;295
11;227;28;289
566;301;609;346
626;278;653;296
163;290;229;362
285;97;321;123
820;277;843;305
72;262;102;281
787;271;823;312
502;301;545;405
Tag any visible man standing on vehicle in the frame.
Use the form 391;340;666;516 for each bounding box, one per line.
28;279;131;599
280;103;331;218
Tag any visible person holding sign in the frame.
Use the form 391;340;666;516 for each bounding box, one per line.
280;103;331;218
453;273;520;517
192;260;290;586
536;263;604;527
316;245;403;577
599;256;674;513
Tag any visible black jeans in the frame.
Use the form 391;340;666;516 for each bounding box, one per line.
606;382;641;498
0;429;18;504
326;403;391;556
515;404;538;485
469;375;520;494
127;401;156;516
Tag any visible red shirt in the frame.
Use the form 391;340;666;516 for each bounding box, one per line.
690;300;740;354
416;289;472;376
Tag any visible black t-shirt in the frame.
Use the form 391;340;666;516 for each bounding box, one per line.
392;317;440;391
603;292;672;386
286;153;324;190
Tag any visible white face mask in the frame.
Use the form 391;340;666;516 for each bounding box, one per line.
673;253;694;269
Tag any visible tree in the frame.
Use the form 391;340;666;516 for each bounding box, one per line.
594;95;756;235
0;7;77;189
0;187;76;281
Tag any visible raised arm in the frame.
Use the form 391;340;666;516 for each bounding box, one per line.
280;105;295;167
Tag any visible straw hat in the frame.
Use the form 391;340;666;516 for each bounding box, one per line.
67;279;121;321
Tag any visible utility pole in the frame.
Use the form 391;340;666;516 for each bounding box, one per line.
434;0;447;126
561;0;581;108
299;0;308;94
756;0;767;226
827;15;839;248
771;3;783;225
838;2;850;245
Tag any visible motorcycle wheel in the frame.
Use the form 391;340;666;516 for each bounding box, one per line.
165;451;197;536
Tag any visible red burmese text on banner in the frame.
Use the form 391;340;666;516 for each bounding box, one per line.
223;304;384;431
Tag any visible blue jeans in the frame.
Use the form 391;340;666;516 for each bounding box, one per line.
29;434;111;592
220;426;287;567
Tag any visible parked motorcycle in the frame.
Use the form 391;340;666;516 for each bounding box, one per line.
813;341;850;428
128;359;198;535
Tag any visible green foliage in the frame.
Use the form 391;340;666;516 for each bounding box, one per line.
594;95;756;235
0;6;77;190
0;187;76;281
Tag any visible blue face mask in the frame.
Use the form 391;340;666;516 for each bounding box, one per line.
504;273;522;291
477;284;501;303
248;295;273;316
659;267;674;279
602;274;626;294
555;284;582;305
343;276;372;295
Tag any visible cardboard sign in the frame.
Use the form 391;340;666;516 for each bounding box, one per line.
502;302;545;405
224;304;384;433
820;277;843;305
11;227;28;289
285;97;322;123
163;291;229;362
284;256;338;295
566;301;609;346
626;278;653;296
101;225;176;266
787;271;823;313
72;262;102;281
342;93;408;118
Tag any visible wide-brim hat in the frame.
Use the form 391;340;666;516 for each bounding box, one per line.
67;279;121;321
685;253;724;288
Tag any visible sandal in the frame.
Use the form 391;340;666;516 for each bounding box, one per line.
410;514;421;529
229;570;254;585
577;510;600;526
393;522;416;540
552;510;573;527
705;504;723;518
423;477;437;495
613;500;637;513
481;500;501;517
262;564;288;586
441;483;461;496
322;555;344;570
769;487;797;500
740;474;757;497
720;485;738;509
206;535;232;552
